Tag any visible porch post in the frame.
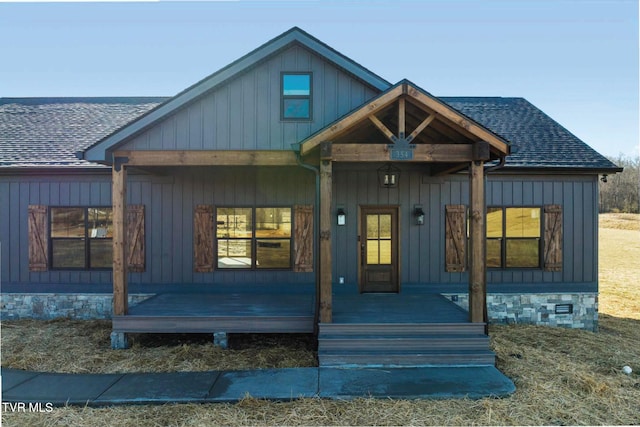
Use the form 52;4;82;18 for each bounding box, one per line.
319;141;333;323
112;161;128;317
469;158;486;324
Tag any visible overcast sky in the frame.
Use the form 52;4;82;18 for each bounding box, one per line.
0;0;637;158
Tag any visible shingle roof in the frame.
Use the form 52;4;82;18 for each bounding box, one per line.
442;97;620;171
0;96;620;172
0;97;167;169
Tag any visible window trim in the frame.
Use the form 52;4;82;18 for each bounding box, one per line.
215;206;294;271
49;206;113;271
281;72;312;121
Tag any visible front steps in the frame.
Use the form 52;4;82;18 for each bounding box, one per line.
318;322;495;367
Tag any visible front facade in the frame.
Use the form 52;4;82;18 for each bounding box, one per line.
1;28;619;352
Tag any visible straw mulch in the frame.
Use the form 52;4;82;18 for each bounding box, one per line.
3;217;640;426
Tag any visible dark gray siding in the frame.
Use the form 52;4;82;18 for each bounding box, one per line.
0;167;315;288
331;165;598;291
120;44;379;152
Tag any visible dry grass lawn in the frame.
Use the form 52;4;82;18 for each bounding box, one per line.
2;214;639;426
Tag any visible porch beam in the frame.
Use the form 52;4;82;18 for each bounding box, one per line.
112;163;128;316
398;97;406;139
300;85;405;156
469;159;486;324
113;150;299;167
319;142;333;323
331;143;474;163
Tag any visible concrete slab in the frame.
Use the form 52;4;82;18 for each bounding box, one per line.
95;371;220;404
2;372;124;406
1;368;41;392
207;368;318;402
319;366;516;400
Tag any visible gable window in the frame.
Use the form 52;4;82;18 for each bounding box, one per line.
216;207;292;269
50;207;113;269
282;73;312;120
487;207;541;268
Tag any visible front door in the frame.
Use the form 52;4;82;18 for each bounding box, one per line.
360;207;399;293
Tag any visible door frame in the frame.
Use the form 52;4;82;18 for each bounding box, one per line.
358;205;400;293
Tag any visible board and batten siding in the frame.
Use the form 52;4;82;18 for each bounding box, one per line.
331;165;598;290
119;45;379;152
0;167;315;288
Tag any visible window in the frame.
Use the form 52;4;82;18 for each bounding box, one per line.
216;207;292;269
487;207;541;268
282;73;311;120
50;207;113;269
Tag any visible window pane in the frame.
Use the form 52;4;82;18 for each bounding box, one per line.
506;207;541;238
52;239;85;268
257;239;291;269
366;215;378;239
366;240;379;264
486;208;503;238
379;240;392;265
379;214;391;239
218;239;252;268
51;208;85;238
90;239;112;268
486;238;502;268
506;239;540;268
217;208;252;238
255;208;291;238
283;74;310;95
283;98;310;119
88;208;113;238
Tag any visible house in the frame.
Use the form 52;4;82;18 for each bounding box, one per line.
0;28;620;365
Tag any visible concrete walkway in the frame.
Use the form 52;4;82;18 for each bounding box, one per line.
1;366;515;406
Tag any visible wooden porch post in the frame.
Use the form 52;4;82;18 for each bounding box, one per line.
112;162;128;317
319;142;333;323
469;159;486;324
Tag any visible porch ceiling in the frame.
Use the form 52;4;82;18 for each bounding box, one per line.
300;80;511;161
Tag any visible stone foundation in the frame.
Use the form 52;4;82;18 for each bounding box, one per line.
441;292;598;332
0;293;154;320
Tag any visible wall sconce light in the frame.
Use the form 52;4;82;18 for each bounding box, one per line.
377;163;400;188
600;174;608;183
414;205;425;225
337;207;346;226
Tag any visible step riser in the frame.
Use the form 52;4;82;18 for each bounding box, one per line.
319;324;486;336
319;354;496;367
319;341;489;351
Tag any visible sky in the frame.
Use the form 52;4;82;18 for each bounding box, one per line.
0;0;638;158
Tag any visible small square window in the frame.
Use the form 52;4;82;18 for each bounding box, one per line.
282;73;311;120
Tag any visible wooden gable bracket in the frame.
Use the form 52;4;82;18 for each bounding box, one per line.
367;95;437;147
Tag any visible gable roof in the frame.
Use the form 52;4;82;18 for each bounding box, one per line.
0;95;620;173
82;27;391;163
300;80;511;158
0;97;167;169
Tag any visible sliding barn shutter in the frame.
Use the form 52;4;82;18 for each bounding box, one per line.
28;205;48;271
126;204;145;272
445;205;466;272
544;204;563;272
194;205;214;273
294;205;314;273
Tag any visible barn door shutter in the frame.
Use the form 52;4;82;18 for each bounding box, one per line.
445;205;466;272
544;204;563;272
28;205;48;271
294;205;314;272
126;204;145;272
194;205;214;272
